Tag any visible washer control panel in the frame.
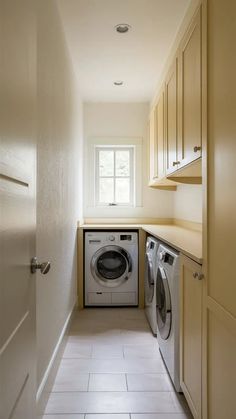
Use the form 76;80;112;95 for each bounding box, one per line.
120;234;132;241
105;233;135;243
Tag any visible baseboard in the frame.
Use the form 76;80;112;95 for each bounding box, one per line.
36;301;77;415
77;218;84;227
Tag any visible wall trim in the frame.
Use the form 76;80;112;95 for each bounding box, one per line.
36;301;76;403
82;218;202;231
173;218;202;232
83;217;174;225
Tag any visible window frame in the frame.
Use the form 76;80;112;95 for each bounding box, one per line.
95;145;134;207
85;136;143;211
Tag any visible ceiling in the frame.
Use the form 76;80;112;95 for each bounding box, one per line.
57;0;190;102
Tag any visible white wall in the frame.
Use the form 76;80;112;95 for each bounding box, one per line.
83;102;174;219
37;0;83;392
173;184;202;223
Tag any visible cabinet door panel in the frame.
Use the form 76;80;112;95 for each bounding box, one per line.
148;108;158;182
178;7;202;167
180;255;202;418
207;310;236;419
156;89;165;179
166;59;178;174
205;1;236;418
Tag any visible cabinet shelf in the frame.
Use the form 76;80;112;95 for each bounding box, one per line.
148;181;177;191
167;158;202;184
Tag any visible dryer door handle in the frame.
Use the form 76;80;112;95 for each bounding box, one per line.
159;251;165;261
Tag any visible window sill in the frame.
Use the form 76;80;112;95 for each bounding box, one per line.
95;204;135;208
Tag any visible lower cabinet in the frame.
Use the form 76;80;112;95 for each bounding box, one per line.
180;254;203;418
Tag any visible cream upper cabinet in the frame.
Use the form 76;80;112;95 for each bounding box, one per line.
148;106;158;183
165;58;178;175
149;89;165;182
148;88;177;190
178;6;202;168
180;255;203;419
156;88;165;180
147;3;205;186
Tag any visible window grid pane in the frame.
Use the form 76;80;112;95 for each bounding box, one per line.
115;178;130;203
115;150;130;177
99;150;114;176
99;178;114;203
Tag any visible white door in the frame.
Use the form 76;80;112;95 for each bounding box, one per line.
0;1;37;418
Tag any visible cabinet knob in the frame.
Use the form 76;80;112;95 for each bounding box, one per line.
193;146;201;152
193;272;204;280
172;161;180;166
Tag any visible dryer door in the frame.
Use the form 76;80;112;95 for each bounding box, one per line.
91;245;132;288
156;266;172;340
145;254;155;304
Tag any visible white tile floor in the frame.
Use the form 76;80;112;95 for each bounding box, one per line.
43;308;192;419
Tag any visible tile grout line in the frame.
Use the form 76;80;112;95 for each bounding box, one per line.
91;343;94;359
87;373;90;392
90;343;93;359
45;390;185;394
125;373;129;392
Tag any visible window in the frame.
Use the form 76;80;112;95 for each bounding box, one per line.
95;147;134;206
85;137;143;211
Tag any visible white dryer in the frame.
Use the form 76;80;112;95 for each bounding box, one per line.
84;231;138;306
144;236;160;335
156;243;181;392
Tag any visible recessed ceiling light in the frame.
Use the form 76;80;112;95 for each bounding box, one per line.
115;24;131;34
114;80;124;86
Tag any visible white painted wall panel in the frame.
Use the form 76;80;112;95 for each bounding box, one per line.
37;0;83;389
83;103;174;218
173;185;202;223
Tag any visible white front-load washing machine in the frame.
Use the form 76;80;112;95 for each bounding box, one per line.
84;231;138;306
145;236;160;335
156;243;181;392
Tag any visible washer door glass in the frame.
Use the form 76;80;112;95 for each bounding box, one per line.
156;266;172;340
91;245;132;288
145;254;155;304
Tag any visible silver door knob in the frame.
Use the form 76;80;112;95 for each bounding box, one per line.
193;146;201;152
172;161;180;166
31;257;51;275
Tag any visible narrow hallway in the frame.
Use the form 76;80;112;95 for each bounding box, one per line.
43;309;192;418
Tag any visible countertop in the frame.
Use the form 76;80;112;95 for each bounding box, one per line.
80;224;202;264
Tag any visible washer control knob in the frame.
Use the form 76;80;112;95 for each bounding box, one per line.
109;235;115;241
